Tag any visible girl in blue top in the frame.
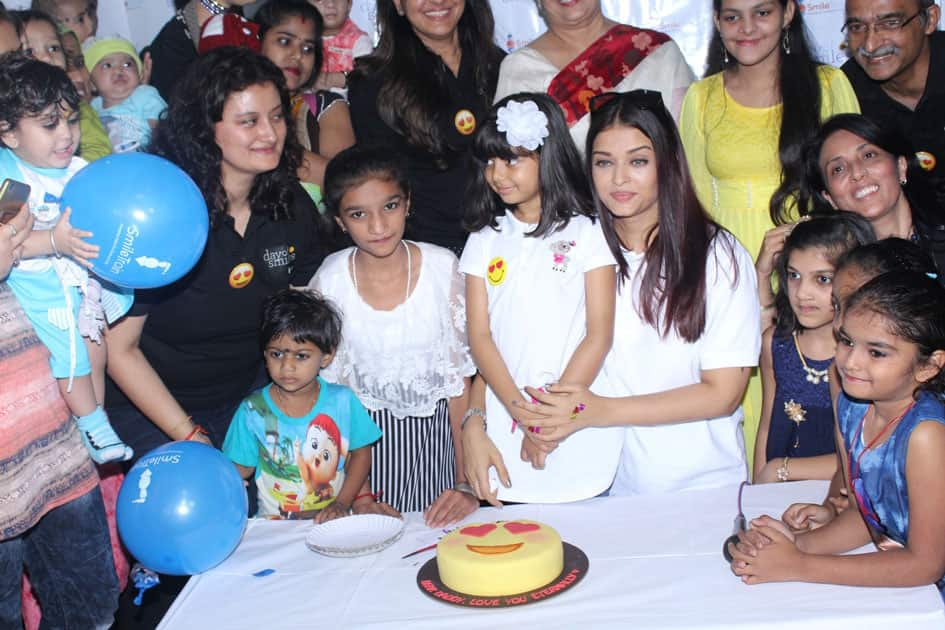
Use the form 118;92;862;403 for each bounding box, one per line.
732;270;945;598
754;212;873;483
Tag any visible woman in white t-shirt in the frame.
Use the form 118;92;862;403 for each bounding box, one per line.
309;146;478;526
517;90;761;495
459;93;620;504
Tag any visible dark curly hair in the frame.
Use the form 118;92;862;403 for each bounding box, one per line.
843;270;945;396
149;47;302;226
0;53;78;139
255;0;324;91
260;288;342;355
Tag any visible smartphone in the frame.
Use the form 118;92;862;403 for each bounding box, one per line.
0;178;30;225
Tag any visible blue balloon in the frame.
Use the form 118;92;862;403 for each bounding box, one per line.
117;441;248;575
61;153;209;289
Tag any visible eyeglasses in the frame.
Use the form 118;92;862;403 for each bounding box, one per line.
841;10;924;37
589;89;665;114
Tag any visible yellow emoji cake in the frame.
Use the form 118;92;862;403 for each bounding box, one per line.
436;520;563;596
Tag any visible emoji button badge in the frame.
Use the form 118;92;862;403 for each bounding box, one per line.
454;109;476;136
229;262;254;289
917;151;936;171
487;256;507;286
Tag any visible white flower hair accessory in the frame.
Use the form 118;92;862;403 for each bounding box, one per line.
496;100;549;151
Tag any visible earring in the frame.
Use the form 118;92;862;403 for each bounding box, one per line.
782;30;791;55
900;178;908;185
723;47;730;65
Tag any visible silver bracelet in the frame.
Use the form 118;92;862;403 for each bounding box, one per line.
453;481;476;496
461;407;486;431
48;230;61;258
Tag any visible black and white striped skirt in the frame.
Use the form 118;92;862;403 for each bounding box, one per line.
368;398;455;513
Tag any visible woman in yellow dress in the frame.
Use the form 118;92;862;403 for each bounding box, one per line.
679;0;859;466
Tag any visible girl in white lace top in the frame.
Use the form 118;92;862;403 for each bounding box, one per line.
308;146;478;525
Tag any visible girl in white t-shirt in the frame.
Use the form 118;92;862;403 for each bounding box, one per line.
308;146;478;526
517;90;761;495
459;93;619;504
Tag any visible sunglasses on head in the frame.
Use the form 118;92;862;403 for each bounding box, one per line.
589;89;665;113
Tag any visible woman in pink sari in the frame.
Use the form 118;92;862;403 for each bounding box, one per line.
495;0;694;151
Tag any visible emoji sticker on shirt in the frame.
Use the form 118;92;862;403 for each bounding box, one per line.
229;262;254;288
454;109;476;136
487;256;506;286
917;151;936;171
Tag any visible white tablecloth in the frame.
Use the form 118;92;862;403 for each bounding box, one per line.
158;480;944;629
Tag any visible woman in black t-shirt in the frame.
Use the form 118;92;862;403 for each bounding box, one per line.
106;48;324;453
347;0;504;255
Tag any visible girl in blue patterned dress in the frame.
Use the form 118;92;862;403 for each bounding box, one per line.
731;270;945;598
754;212;873;483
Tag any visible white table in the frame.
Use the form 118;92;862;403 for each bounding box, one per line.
158;480;944;629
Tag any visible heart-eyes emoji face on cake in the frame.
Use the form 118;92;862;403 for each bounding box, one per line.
441;520;554;556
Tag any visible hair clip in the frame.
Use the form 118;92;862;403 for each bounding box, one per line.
496;100;549;151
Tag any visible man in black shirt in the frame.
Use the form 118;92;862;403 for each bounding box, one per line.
841;0;945;206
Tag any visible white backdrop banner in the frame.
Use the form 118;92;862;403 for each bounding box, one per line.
9;0;944;77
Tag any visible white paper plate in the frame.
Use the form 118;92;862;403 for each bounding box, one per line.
305;514;405;557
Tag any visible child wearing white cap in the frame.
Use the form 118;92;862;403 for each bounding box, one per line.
83;36;166;153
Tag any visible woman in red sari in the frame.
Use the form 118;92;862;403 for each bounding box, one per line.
494;0;694;152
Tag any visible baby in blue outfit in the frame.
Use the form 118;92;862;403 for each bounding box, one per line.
84;36;165;153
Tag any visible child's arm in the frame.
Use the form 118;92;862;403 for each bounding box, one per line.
466;274;545;425
298;148;329;188
756;454;838;483
557;265;616;386
314;71;347;91
234;463;255;479
425;377;479;527
462;373;509;507
106;314;210;444
519;367;750;443
736;421;945;588
316;102;355;160
19;207;99;267
519;264;615;467
315;445;372;524
754;327;776;480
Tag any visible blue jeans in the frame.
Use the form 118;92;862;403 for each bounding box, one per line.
0;486;119;629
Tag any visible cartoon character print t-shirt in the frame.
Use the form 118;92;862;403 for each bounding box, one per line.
223;379;381;519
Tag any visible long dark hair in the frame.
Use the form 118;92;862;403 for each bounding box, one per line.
844;270;945;396
255;0;324;91
705;0;821;225
802;113;939;229
773;211;875;335
149;47;302;226
586;93;729;342
352;0;502;158
466;93;592;238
